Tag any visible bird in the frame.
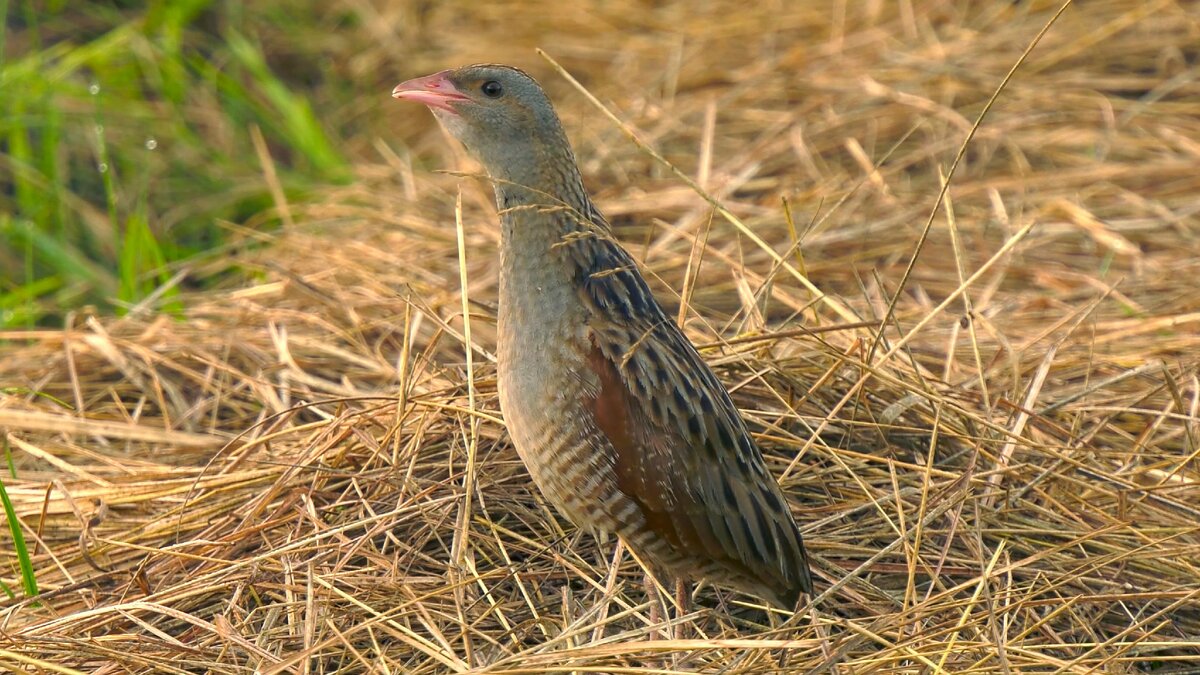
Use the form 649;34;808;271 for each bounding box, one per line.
392;64;813;610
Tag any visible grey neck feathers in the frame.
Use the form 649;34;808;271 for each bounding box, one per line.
492;138;607;318
491;135;607;254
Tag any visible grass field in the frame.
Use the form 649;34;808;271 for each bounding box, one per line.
2;0;1199;672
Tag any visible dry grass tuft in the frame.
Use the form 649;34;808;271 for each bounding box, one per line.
3;1;1200;672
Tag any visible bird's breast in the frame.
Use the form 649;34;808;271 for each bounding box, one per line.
495;236;626;531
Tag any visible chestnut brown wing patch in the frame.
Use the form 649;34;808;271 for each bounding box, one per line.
585;340;693;551
584;336;771;582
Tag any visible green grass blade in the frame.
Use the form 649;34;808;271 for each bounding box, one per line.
225;30;348;180
4;217;114;292
0;475;38;598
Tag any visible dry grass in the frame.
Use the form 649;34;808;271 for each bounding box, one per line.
3;0;1200;672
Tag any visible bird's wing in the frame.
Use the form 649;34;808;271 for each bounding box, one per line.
568;231;812;602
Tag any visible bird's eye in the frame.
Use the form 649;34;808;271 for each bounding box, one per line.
481;81;504;98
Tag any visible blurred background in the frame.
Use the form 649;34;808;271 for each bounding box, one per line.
4;1;339;323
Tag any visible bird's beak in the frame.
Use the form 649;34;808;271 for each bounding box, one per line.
392;70;470;113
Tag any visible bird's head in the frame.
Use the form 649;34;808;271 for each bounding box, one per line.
392;64;574;187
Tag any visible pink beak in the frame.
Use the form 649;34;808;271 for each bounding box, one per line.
392;70;470;113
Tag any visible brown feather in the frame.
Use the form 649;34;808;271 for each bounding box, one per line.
585;338;778;591
586;341;685;549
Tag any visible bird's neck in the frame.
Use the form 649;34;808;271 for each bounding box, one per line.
491;134;591;217
493;145;601;326
492;139;603;265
